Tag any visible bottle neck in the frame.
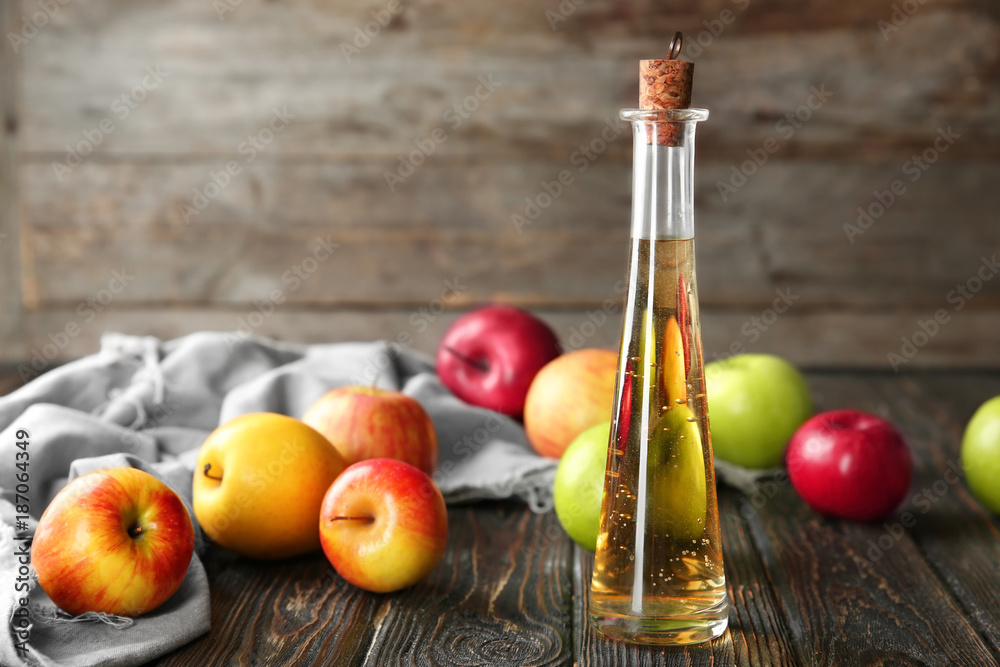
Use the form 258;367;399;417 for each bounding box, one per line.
627;118;700;241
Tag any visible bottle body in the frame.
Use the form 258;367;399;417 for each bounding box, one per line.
589;109;728;645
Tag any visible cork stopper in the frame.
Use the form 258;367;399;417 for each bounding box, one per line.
639;32;693;145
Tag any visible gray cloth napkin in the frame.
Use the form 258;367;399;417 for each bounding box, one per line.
0;332;557;666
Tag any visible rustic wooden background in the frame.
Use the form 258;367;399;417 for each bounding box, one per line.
1;0;998;370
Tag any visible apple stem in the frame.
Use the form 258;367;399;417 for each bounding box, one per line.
330;516;374;522
203;463;223;481
444;346;489;372
127;523;143;539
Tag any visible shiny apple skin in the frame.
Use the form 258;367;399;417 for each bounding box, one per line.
786;410;912;521
32;467;195;617
319;459;448;593
436;305;561;418
303;387;437;475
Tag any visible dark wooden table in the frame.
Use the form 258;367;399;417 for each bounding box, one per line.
10;370;1000;666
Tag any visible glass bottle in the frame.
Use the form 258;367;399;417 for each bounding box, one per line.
589;107;729;645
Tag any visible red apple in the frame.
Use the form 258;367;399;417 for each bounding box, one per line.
524;348;618;459
319;459;448;593
303;387;438;475
436;304;561;418
786;410;912;521
32;467;195;617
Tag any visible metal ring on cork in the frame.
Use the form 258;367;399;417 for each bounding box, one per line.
667;31;682;60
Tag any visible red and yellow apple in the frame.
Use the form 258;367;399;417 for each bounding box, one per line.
319;459;448;593
524;348;618;459
303;387;438;475
32;467;194;617
193;413;347;559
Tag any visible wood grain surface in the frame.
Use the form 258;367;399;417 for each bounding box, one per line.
149;504;574;667
5;307;999;387
14;0;1000;158
21;161;1000;311
877;373;1000;658
65;370;991;667
2;0;999;367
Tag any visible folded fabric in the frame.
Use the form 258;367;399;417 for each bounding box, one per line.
0;332;558;666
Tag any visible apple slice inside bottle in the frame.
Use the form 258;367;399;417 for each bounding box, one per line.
614;358;633;454
676;274;692;377
647;404;707;542
637;305;658;401
661;315;687;406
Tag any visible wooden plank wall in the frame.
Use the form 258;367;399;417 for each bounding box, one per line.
2;0;999;369
0;4;21;360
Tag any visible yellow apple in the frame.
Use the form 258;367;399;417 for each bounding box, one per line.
193;413;347;559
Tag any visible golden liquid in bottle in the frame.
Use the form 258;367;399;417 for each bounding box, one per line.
589;237;728;645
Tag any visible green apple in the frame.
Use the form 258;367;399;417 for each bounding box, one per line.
553;422;610;551
961;395;1000;514
705;354;812;469
649;404;707;541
